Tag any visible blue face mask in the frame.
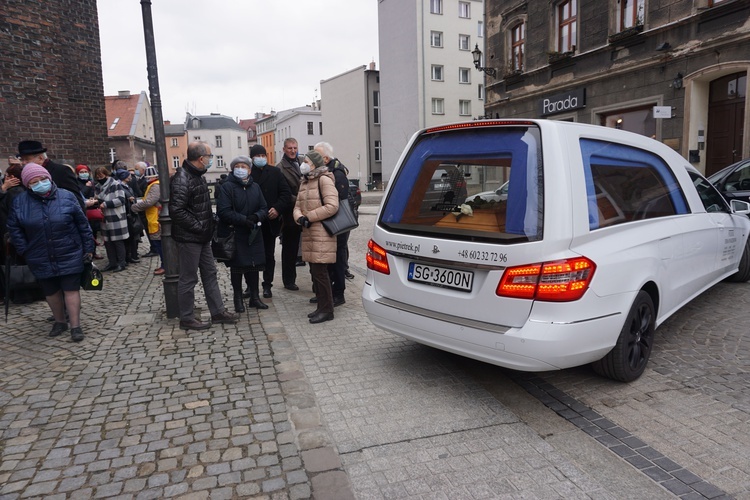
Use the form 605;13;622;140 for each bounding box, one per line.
31;179;52;195
78;172;90;180
233;168;249;180
253;157;267;168
203;156;213;170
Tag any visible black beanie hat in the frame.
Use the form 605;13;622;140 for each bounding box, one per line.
250;144;267;158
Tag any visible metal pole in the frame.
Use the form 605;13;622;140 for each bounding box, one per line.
140;0;179;318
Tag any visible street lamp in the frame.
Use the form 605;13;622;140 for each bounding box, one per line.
140;0;179;318
472;44;497;78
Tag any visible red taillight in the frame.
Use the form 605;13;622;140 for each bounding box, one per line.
366;239;390;275
497;257;595;302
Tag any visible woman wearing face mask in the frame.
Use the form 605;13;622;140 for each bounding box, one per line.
93;166;129;272
75;164;103;260
216;156;269;312
292;151;338;324
6;163;94;342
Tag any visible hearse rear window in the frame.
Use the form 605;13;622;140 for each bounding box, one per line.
380;126;543;243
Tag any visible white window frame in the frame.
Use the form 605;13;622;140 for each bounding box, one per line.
478;84;484;100
459;100;471;116
430;31;443;48
374;140;382;162
171;138;178;147
430;0;442;15
215;135;222;148
373;91;380;124
458;34;471;51
478;21;484;38
237;137;242;148
216;155;225;168
172;156;180;169
459;1;470;18
431;65;444;81
431;98;445;115
459;68;471;84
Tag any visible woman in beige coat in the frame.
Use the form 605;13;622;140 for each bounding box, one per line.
292;151;339;323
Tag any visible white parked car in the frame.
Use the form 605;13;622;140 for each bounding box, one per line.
363;120;750;382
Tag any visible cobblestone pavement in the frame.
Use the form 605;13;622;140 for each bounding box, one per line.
1;193;749;499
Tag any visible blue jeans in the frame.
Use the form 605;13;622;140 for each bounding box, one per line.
176;240;226;321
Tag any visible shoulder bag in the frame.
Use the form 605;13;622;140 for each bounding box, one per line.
319;178;359;236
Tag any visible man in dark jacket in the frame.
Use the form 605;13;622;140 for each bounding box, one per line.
314;142;355;307
170;141;238;330
249;145;292;298
17;140;85;211
277;138;304;291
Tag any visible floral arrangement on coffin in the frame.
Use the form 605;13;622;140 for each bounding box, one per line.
452;203;473;222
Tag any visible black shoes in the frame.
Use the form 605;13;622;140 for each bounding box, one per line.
211;310;239;324
101;264;125;272
179;318;211;330
262;286;273;298
309;311;334;324
71;327;84;342
142;251;159;258
242;287;251;299
309;297;318;304
126;257;140;264
295;259;306;267
113;265;125;273
49;322;68;337
284;284;299;291
234;294;246;313
333;296;346;307
345;271;355;280
249;298;269;310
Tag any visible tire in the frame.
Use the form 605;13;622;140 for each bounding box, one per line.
592;290;655;382
726;238;750;283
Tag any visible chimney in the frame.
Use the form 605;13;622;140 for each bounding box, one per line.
369;61;376;71
117;90;131;98
164;120;171;125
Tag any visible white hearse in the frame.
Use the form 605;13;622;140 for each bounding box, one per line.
362;120;750;381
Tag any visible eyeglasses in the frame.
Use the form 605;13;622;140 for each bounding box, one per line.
202;154;214;158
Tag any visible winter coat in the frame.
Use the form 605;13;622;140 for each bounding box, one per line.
95;176;129;242
251;163;292;237
170;160;214;244
131;180;161;239
44;159;84;211
7;184;94;279
277;156;303;209
216;174;268;269
292;167;338;264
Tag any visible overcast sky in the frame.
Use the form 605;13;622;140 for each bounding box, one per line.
97;0;380;124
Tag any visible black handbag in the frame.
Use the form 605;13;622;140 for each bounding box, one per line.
322;200;359;236
80;262;103;291
1;264;38;289
127;212;144;235
211;214;236;262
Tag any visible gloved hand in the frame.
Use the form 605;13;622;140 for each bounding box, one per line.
297;216;311;228
246;214;259;226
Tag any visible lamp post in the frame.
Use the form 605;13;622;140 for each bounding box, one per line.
472;44;497;78
140;0;179;318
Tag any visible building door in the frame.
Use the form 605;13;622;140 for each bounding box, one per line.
706;72;746;176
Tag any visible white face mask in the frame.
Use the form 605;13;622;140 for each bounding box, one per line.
299;163;311;175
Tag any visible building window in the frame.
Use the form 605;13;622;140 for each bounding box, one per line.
171;138;178;147
511;22;525;72
319;122;323;135
373;91;380;124
215;135;222;148
709;0;726;6
430;31;443;47
430;0;442;14
558;0;577;52
172;156;180;168
478;21;484;37
109;117;119;130
459;1;470;18
459;100;471;116
478;84;484;100
307;122;314;135
194;136;201;141
459;68;471;84
216;155;225;168
459;34;470;51
375;140;382;162
620;0;644;30
238;137;242;148
109;148;116;163
431;98;445;115
599;105;656;138
431;65;444;81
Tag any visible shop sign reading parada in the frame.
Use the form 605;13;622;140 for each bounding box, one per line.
539;88;586;116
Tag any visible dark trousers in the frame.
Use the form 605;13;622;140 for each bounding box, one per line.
104;239;126;267
152;238;163;268
260;224;276;289
280;221;302;287
310;263;334;314
329;231;349;298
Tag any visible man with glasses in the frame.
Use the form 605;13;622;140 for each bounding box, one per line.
170;141;238;330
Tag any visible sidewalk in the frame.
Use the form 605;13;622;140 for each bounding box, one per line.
0;249;353;499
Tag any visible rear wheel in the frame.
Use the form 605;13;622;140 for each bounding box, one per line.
726;238;750;283
592;290;655;382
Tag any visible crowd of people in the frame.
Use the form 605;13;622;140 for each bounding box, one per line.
0;138;359;338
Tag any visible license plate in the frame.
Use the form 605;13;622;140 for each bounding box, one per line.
408;262;474;292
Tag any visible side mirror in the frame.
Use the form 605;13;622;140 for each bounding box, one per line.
730;199;750;215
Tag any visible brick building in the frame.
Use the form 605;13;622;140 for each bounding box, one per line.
0;0;108;166
483;0;749;175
